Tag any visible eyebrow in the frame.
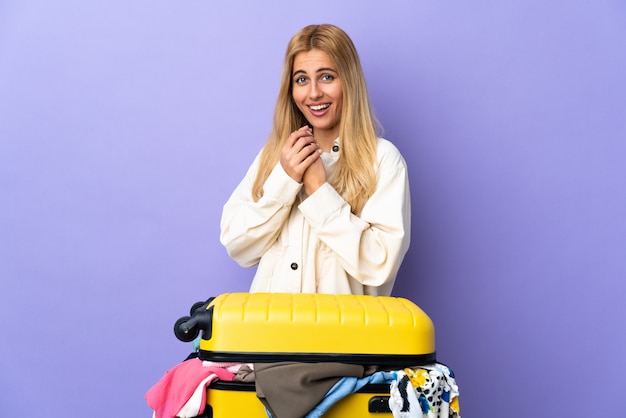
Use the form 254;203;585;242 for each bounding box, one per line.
292;67;338;77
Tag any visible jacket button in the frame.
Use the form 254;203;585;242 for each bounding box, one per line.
290;262;298;270
332;145;339;152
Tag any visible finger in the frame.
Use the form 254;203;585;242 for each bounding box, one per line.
298;139;319;157
299;151;322;175
285;126;313;147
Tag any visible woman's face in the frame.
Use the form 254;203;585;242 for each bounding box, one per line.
291;49;343;145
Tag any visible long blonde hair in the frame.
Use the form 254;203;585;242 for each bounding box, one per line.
252;24;379;214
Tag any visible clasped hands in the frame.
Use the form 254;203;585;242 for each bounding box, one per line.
280;125;326;196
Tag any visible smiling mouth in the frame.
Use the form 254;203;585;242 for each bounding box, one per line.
309;104;330;111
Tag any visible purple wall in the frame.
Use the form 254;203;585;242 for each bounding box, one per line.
1;1;625;417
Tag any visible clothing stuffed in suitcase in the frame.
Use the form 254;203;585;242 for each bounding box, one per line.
174;292;437;418
145;360;460;418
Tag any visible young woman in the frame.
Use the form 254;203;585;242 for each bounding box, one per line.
220;24;410;296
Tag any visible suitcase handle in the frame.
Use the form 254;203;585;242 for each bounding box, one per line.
368;395;392;413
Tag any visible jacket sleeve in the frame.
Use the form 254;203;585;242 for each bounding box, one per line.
220;155;302;267
298;140;411;288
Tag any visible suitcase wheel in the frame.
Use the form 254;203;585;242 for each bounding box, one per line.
173;316;200;342
190;301;207;316
173;306;214;343
189;297;215;315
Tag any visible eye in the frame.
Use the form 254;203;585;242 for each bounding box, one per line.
321;74;335;82
294;76;308;85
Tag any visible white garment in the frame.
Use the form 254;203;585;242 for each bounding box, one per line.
220;137;410;296
389;365;461;418
389;371;422;418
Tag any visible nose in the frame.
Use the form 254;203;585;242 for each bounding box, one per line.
308;81;323;99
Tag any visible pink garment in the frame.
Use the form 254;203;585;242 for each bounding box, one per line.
146;358;236;418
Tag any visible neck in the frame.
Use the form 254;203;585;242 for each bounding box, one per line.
314;129;338;152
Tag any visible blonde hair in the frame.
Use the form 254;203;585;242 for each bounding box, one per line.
252;24;379;214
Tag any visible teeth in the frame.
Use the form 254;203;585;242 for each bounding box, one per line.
310;104;329;111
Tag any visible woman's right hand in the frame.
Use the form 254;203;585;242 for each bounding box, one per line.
280;126;321;183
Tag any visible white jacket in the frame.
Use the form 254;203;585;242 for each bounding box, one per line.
220;137;411;296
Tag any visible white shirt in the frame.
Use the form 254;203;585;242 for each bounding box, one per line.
220;137;411;296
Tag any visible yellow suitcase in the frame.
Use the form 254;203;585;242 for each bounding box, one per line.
173;293;436;417
175;292;435;365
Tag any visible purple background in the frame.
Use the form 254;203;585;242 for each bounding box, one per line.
1;1;625;417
